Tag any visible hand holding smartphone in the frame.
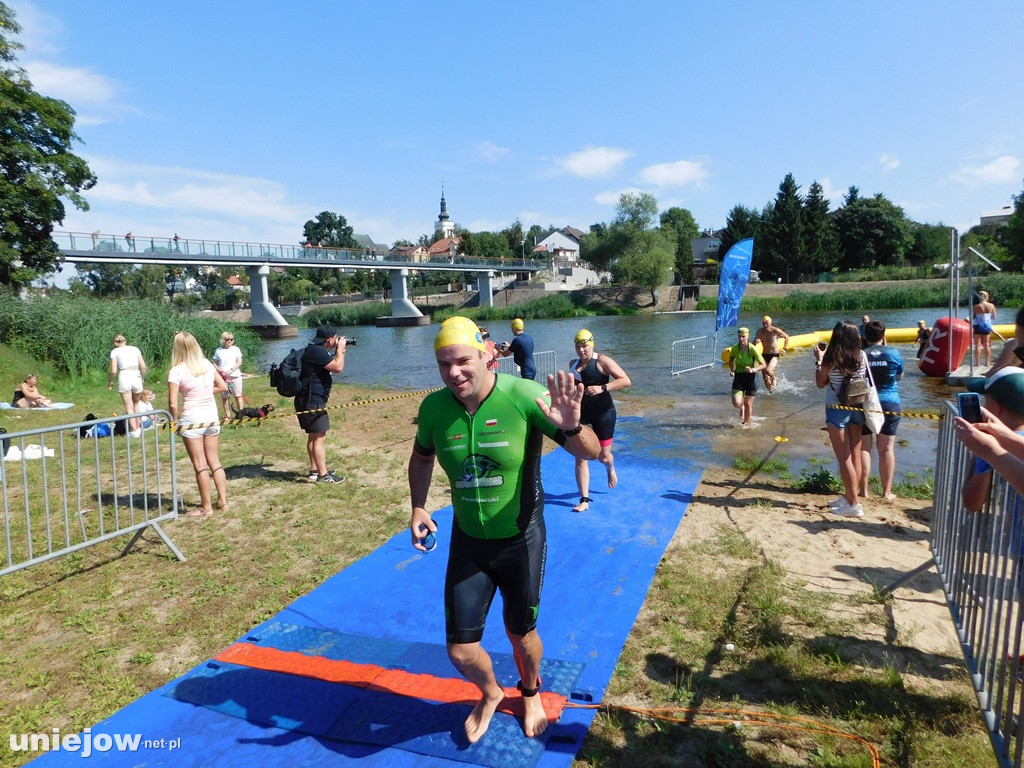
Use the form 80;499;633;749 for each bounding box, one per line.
958;392;983;423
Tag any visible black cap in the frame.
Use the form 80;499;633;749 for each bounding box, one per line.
313;324;338;344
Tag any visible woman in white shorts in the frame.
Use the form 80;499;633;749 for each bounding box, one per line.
108;334;148;437
168;331;229;517
212;331;244;418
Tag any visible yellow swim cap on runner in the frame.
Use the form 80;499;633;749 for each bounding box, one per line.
575;329;594;345
434;316;486;353
511;318;525;331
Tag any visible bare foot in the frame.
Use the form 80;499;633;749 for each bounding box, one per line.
185;508;213;518
522;693;549;738
607;467;617;489
572;497;591;513
882;493;897;501
464;690;504;744
216;500;230;511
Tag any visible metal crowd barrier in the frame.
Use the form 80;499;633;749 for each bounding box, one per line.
931;400;1023;768
1;413;182;577
495;350;557;381
671;335;716;375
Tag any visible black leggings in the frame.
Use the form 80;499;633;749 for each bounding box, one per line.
444;518;547;644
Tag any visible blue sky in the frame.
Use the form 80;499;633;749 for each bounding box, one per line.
8;0;1023;253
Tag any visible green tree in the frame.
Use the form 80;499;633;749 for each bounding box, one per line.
614;192;659;231
0;3;96;288
579;225;631;274
659;206;700;285
500;219;526;258
834;194;914;269
1004;181;1024;271
457;230;477;257
718;205;762;262
909;223;954;268
475;231;513;260
301;211;357;248
760;173;804;281
803;181;837;278
613;230;673;303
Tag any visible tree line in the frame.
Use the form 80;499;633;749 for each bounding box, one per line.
3;0;1023;304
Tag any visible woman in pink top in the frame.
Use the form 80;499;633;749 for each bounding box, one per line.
168;331;228;517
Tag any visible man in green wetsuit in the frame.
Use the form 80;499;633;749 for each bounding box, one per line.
728;326;766;428
409;316;599;744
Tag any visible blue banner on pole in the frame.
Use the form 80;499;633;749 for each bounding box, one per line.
715;238;754;331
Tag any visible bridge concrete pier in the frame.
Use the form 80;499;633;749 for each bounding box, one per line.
246;265;298;338
477;270;495;308
376;269;430;327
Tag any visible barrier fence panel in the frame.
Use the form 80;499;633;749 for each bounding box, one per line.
1;413;182;577
932;401;1023;768
671;336;716;375
495;350;557;381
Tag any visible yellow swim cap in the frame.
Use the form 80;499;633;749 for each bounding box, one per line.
738;327;749;335
762;315;772;324
511;318;525;331
575;329;594;345
434;316;486;353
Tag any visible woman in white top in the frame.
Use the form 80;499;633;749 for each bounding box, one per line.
813;321;869;518
168;331;228;517
212;331;244;418
108;334;148;437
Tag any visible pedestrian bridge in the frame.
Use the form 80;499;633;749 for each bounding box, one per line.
52;231;546;335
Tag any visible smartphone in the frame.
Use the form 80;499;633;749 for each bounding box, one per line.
958;392;983;423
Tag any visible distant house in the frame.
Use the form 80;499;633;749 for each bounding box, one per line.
427;236;462;261
392;243;429;262
690;230;723;264
980;206;1014;226
226;274;249;294
534;227;584;267
352;234;390;255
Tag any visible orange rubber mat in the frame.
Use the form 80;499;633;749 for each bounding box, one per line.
215;641;567;722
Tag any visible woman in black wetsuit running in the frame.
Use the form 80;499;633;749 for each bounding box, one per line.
569;329;631;513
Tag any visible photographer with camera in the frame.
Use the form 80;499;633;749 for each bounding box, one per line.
297;324;348;484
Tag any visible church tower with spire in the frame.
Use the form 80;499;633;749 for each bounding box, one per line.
435;185;456;240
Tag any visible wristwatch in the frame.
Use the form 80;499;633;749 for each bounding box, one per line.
561;424;583;437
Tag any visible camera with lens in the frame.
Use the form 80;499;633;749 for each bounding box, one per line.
341;337;357;346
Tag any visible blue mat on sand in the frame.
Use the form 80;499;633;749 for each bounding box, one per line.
30;416;703;768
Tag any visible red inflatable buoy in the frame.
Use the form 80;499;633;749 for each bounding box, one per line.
919;316;970;376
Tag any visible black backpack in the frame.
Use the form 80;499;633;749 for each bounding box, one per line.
269;347;307;397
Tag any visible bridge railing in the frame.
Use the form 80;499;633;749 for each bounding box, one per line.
52;231;545;272
1;412;183;577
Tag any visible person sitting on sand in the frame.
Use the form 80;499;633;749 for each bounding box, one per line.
13;375;53;409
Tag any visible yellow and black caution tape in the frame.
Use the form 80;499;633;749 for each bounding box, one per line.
161;387;443;433
825;403;945;421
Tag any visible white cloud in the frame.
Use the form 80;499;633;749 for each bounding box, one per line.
879;153;900;173
475;141;510;164
23;60;119;106
83;157;307;225
951;155;1021;187
595;187;645;206
6;1;63;56
559;146;633;179
638;159;709;187
819;177;847;205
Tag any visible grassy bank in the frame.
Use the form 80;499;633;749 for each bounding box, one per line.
696;272;1024;314
0;295;258;381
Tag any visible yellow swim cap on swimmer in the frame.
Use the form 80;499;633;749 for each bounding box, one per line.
762;315;772;324
575;329;594;345
738;327;749;335
434;316;486;353
511;318;525;331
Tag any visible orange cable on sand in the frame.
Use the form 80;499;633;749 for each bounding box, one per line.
566;702;881;768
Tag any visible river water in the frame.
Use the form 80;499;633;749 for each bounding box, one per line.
260;307;963;482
